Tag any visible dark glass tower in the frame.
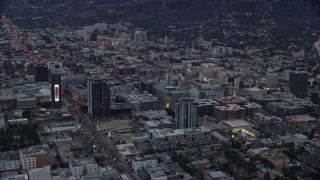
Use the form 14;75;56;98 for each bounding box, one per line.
34;63;49;83
51;73;62;109
87;78;110;117
289;71;308;97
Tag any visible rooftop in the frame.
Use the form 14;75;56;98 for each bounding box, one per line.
223;119;251;128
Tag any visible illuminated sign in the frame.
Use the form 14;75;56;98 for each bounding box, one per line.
54;84;59;102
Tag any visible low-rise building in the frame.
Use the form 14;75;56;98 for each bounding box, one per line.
211;131;229;143
138;164;179;180
116;143;138;161
143;119;174;130
214;104;246;120
19;144;55;170
122;93;159;111
132;155;158;172
28;166;52;180
0;151;21;177
83;167;120;180
44;121;81;133
260;149;290;168
69;158;98;177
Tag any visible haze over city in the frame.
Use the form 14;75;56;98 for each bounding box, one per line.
0;0;320;180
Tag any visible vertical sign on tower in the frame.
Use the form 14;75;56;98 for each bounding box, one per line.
54;84;59;102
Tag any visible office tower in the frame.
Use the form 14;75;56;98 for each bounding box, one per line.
175;98;197;129
34;63;49;83
51;73;62;109
134;31;147;45
289;71;308;97
266;73;279;88
87;78;110;117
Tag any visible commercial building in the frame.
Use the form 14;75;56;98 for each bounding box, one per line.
19;145;55;170
267;102;305;116
243;102;263;117
195;99;220;117
44;121;82;133
134;31;147;45
83;167;120;180
0;89;16;109
138;163;179;180
87;77;110;117
69;158;98;177
122;93;159;111
214;104;246;120
50;73;62;109
115;143;138;161
175;98;197;129
253;113;282;125
34;63;49;83
153;85;189;109
140;80;155;94
144;119;174;130
260;149;290;168
212;46;233;57
0;151;21;177
204;170;231;180
132;155;158;172
62;74;87;88
266;73;279;88
28;166;52;180
97;119;133;143
16;93;37;109
110;103;131;116
288;71;308;97
148;126;211;150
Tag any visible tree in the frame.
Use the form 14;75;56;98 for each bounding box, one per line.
311;93;320;105
80;105;88;114
22;110;31;118
264;171;271;180
40;102;51;108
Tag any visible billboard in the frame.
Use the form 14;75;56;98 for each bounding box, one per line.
54;84;60;102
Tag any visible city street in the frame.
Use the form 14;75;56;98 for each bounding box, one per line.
65;96;141;180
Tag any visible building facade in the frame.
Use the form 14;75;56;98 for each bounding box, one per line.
19;145;55;170
87;78;110;117
175;98;197;129
132;155;158;172
148;126;211;150
289;71;308;97
34;63;49;83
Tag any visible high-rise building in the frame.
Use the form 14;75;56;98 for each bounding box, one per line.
87;78;110;117
175;98;197;129
266;73;279;88
289;71;308;97
34;63;49;83
51;73;62;109
134;31;147;45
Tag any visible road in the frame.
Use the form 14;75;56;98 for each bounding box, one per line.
1;16;39;63
65;97;141;180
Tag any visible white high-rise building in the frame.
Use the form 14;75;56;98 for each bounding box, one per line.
175;98;197;129
94;23;108;32
83;26;95;33
83;33;91;42
134;31;147;45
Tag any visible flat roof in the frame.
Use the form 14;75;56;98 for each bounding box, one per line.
223;119;250;128
98;120;133;131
